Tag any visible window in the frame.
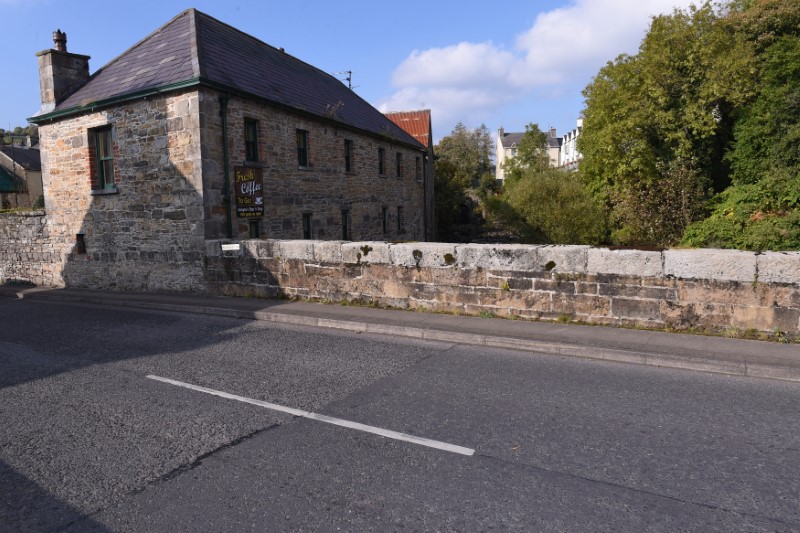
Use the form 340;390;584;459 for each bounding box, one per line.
93;126;115;190
244;119;259;162
381;206;388;234
248;219;261;238
302;213;312;239
341;210;350;240
378;148;385;175
344;139;354;172
396;152;403;178
296;129;309;166
415;156;421;180
397;206;405;234
75;234;86;255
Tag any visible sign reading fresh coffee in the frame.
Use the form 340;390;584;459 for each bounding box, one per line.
234;166;264;218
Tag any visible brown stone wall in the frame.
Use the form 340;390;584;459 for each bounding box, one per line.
204;241;800;335
199;88;426;242
37;89;206;291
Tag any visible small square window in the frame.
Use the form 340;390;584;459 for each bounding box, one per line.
297;129;309;167
396;152;403;178
344;139;354;172
378;148;385;176
245;119;259;162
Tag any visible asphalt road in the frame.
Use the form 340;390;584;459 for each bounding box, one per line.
1;297;799;532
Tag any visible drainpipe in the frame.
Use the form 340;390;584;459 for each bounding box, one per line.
422;151;429;242
219;95;233;238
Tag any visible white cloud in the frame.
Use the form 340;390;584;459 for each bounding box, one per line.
381;0;695;137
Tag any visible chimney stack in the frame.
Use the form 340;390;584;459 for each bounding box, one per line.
34;29;90;116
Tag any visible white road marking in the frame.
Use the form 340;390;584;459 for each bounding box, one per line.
146;374;475;456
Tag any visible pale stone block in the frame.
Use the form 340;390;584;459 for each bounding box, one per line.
342;242;390;264
455;243;538;271
312;241;344;263
588;248;663;277
537;245;589;273
664;249;757;282
757;251;800;284
275;239;314;260
390;242;457;268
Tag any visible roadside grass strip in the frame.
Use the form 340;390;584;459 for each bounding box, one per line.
147;374;475;456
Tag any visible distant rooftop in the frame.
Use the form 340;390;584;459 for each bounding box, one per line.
384;110;432;149
0;145;41;171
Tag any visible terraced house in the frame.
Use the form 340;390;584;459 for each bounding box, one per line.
30;9;429;290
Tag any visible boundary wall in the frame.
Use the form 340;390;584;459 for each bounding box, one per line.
0;211;61;287
205;240;800;335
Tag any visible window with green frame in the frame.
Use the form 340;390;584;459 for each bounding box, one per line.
94;127;115;190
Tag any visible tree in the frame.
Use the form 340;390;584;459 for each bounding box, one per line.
681;0;800;250
433;123;495;238
579;1;756;246
1;125;38;144
491;124;607;244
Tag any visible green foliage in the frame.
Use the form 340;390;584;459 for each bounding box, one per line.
501;168;608;245
579;1;757;246
435;122;494;189
682;168;800;250
501;123;549;182
681;1;800;250
0;125;38;144
434;123;495;237
486;123;607;244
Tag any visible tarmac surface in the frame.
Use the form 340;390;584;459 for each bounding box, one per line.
2;285;799;383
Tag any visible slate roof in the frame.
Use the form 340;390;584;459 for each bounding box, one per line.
39;9;423;149
0;166;17;192
384;110;432;149
498;132;525;148
0;145;42;171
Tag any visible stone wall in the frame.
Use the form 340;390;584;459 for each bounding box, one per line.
37;89;206;291
0;211;60;286
204;240;800;334
200;88;427;242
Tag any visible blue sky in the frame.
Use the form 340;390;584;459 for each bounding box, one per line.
2;0;693;142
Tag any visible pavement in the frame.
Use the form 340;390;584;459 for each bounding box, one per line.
2;284;799;383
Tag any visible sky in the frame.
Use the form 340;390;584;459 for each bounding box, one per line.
2;0;694;143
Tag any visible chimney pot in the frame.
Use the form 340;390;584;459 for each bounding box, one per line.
53;29;67;52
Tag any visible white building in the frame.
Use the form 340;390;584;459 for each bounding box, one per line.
495;119;583;182
560;118;583;170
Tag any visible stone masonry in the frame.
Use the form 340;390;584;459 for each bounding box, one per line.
204;240;800;335
0;211;59;286
36;89;206;291
200;88;425;242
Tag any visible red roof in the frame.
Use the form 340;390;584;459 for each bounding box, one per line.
384;110;432;149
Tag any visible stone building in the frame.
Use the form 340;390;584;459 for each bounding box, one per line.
0;139;42;209
384;110;435;241
495;120;582;182
29;9;428;290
